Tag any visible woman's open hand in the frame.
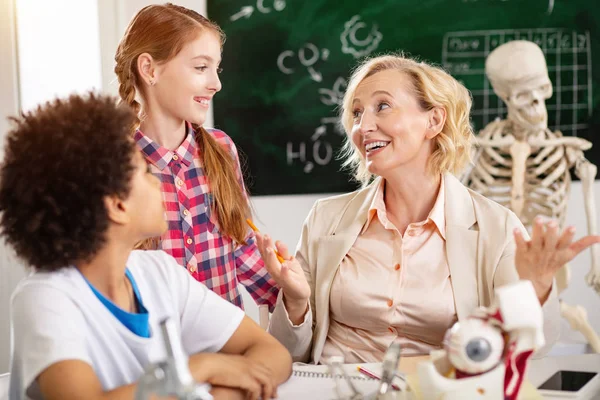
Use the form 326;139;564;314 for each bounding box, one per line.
514;217;600;302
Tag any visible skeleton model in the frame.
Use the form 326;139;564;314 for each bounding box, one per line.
461;40;600;352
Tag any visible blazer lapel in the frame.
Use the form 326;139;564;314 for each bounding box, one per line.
311;181;379;362
312;233;359;361
444;173;480;321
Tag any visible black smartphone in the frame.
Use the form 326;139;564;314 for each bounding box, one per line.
538;370;598;392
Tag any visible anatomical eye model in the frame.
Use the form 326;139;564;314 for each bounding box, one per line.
444;318;505;376
417;280;544;400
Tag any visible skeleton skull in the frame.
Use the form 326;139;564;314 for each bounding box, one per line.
486;40;552;132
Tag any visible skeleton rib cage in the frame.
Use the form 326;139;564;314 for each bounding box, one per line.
464;119;591;230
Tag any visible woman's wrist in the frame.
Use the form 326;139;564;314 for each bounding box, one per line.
282;293;309;325
530;279;553;304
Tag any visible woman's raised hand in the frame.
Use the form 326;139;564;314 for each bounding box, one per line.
514;217;600;302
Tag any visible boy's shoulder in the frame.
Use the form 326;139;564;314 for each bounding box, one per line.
11;251;179;303
126;250;184;290
11;267;86;312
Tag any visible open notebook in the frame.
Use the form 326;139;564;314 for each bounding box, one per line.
276;363;407;400
276;363;541;400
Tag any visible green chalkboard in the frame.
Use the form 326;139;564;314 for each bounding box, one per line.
208;0;600;195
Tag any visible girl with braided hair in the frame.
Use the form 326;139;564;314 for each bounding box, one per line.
114;3;278;311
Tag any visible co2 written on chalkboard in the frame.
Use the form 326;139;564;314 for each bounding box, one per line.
208;0;600;195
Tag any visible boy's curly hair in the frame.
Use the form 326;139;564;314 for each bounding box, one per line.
0;92;138;271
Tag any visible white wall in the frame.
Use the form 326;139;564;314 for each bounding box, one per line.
0;0;20;148
15;0;102;111
559;182;600;344
0;0;27;375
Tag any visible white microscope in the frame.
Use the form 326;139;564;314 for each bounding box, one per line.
135;318;213;400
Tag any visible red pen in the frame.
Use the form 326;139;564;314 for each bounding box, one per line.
356;366;402;391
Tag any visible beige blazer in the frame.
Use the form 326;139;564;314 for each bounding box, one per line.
268;173;560;363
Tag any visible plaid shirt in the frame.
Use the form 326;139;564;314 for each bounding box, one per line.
134;126;279;310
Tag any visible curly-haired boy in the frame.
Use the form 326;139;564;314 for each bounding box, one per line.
1;93;291;400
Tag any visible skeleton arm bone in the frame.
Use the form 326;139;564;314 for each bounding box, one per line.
475;132;590;149
568;145;600;293
560;302;600;352
529;136;592;150
476;136;515;147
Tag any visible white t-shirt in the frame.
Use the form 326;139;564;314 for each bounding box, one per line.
9;250;245;400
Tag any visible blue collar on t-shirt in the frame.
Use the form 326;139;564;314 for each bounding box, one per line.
83;268;150;338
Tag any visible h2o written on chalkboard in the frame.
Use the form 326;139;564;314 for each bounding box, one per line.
209;0;599;195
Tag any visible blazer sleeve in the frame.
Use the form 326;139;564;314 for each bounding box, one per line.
492;211;561;357
267;201;319;362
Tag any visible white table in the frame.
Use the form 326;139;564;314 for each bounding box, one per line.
0;373;9;400
528;354;600;399
277;354;600;399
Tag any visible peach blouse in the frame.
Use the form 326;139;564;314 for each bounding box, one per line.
321;178;457;363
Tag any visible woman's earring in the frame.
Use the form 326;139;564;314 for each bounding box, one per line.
149;79;155;86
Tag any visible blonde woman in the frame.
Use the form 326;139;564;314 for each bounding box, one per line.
256;54;600;364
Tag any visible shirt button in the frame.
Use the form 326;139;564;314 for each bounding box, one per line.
183;209;189;216
387;299;393;307
394;264;400;271
186;237;193;245
172;154;179;161
189;265;197;272
176;179;184;187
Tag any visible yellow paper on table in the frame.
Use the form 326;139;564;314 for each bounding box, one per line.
405;374;542;399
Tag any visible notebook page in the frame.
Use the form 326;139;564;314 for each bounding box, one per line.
276;363;383;400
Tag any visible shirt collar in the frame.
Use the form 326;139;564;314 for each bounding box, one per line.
362;179;386;234
134;124;196;171
361;177;446;239
428;177;446;239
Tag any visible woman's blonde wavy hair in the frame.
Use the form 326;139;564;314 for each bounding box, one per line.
339;54;475;186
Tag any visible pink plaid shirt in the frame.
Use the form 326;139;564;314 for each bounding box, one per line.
134;126;279;310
